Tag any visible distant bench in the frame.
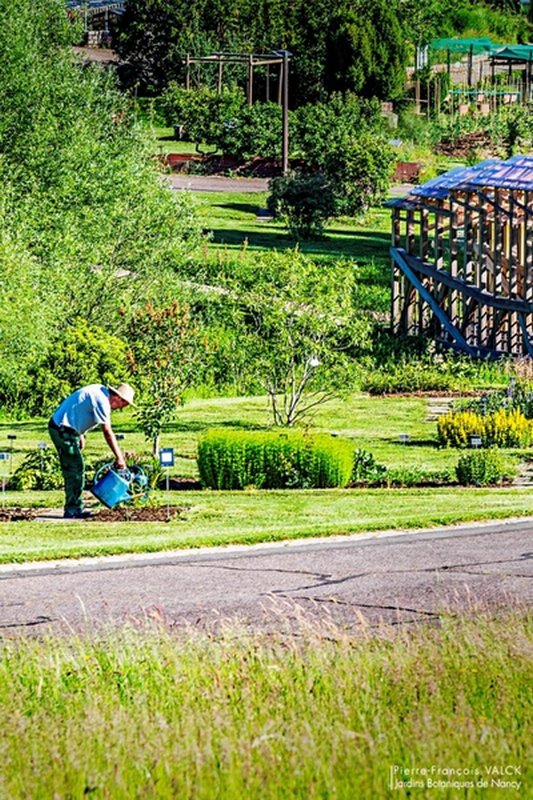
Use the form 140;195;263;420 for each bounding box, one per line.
162;153;201;172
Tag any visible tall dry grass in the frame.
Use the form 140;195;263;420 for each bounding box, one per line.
0;607;531;798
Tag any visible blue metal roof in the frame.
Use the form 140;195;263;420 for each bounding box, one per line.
66;1;124;10
391;157;533;207
408;160;500;199
459;156;533;191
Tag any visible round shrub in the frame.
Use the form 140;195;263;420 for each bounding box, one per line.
455;450;516;486
267;172;336;240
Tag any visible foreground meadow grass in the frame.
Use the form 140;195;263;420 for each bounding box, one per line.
0;611;530;798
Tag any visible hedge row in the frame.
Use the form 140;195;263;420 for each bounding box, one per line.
197;430;354;490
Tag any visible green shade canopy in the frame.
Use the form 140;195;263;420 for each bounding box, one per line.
490;44;533;61
431;37;495;54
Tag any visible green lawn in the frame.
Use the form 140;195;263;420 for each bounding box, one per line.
1;486;532;563
151;126;219;156
193;191;391;314
0;393;531;562
195;191;391;262
0;393;507;477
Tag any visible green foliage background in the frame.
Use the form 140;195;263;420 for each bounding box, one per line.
116;0;529;101
0;0;203;412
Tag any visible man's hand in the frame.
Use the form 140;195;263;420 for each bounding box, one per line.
116;456;127;470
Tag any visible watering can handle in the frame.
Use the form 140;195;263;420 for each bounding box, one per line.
94;463;131;483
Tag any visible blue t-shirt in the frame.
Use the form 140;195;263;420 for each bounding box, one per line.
52;384;111;435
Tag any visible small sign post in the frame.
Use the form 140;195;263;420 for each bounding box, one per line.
0;453;9;507
37;442;48;473
399;433;410;465
159;448;175;520
7;434;16;472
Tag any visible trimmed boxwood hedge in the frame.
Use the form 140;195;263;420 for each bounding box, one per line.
197;430;354;490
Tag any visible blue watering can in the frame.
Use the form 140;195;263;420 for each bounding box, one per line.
91;464;148;509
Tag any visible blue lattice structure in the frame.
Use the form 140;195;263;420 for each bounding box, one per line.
388;157;533;358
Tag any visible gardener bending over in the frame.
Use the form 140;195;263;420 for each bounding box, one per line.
48;383;135;519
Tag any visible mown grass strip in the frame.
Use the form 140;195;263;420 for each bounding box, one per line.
1;486;533;563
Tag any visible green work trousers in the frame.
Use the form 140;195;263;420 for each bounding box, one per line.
48;421;85;515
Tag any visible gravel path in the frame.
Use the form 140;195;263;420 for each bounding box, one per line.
168;174;270;193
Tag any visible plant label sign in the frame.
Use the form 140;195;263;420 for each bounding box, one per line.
160;448;175;467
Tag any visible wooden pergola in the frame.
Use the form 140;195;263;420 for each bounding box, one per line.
389;157;533;358
184;52;289;106
183;50;292;173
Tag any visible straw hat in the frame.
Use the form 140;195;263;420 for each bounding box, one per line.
109;383;136;407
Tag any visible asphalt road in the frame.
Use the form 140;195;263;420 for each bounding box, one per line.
1;518;533;636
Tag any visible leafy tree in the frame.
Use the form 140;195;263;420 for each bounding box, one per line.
324;0;408;101
115;0;190;94
162;83;246;151
323;133;396;216
398;0;451;46
289;95;395;220
25;321;128;416
163;84;284;159
231;251;371;426
0;233;51;410
292;93;384;161
0;0;204;411
125;302;210;455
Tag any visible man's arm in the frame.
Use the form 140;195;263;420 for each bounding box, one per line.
101;423;126;469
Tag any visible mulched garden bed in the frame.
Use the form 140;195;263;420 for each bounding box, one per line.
94;505;188;522
0;505;189;522
435;131;496;159
164;477;202;491
0;507;39;521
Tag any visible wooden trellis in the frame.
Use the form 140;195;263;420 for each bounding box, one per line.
389;156;533;358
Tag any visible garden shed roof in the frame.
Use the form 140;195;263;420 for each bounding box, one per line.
66;1;124;11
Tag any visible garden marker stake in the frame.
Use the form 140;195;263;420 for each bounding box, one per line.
160;448;175;521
